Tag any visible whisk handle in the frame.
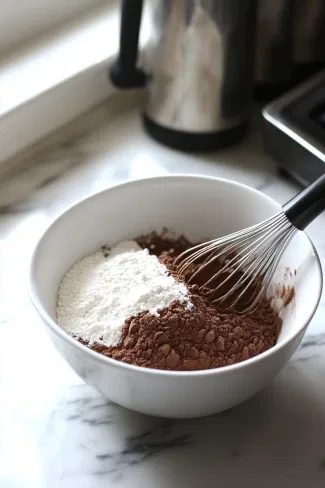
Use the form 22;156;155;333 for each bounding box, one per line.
283;172;325;230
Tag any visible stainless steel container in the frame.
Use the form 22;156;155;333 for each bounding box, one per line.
110;0;257;151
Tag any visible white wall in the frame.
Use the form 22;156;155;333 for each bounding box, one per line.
0;0;105;54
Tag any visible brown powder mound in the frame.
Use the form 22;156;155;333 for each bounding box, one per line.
92;284;279;370
136;228;190;258
86;231;282;371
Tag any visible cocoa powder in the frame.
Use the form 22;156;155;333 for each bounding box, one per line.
86;232;282;371
93;285;279;370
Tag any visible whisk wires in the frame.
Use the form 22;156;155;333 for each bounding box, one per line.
175;213;297;314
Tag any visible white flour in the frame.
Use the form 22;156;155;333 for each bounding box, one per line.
56;240;192;347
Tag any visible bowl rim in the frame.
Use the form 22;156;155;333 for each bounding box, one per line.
28;174;323;377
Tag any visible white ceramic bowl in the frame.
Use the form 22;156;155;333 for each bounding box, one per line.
29;176;322;418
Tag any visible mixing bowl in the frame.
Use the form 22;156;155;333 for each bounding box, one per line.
29;175;322;418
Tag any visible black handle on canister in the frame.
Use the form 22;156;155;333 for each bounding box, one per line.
109;0;146;89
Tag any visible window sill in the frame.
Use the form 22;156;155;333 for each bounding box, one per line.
0;2;151;171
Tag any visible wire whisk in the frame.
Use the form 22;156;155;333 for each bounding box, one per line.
176;173;325;313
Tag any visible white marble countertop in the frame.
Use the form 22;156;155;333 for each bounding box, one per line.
1;107;325;488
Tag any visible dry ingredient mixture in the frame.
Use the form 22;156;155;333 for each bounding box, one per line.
56;240;192;347
57;231;282;371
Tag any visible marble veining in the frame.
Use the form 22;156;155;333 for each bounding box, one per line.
1;108;325;488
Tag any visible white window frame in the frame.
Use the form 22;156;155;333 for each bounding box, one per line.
0;0;105;54
0;0;152;172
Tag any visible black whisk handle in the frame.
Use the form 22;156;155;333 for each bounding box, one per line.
282;172;325;230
